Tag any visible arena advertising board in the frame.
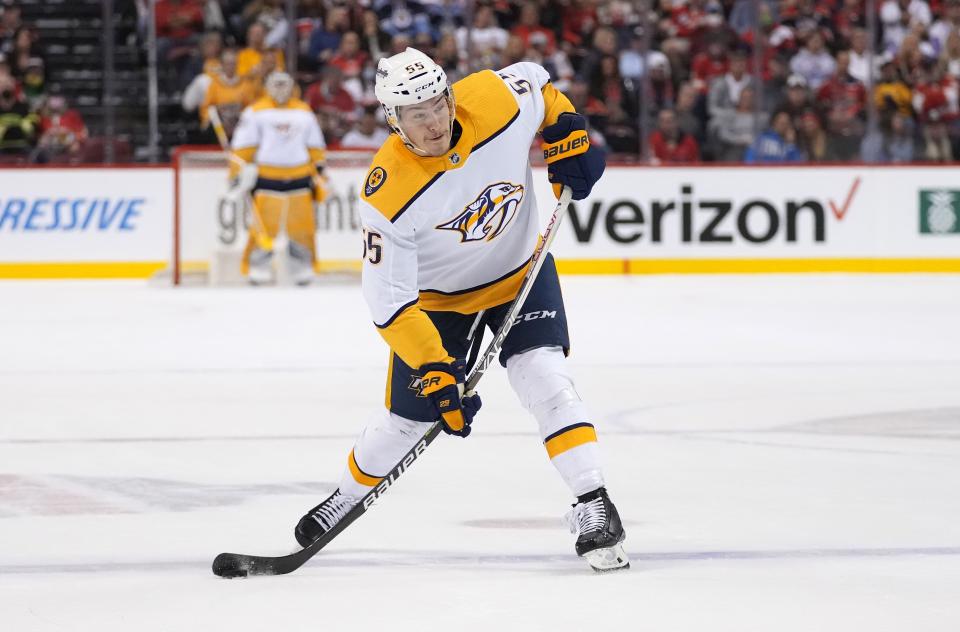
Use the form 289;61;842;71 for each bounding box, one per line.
1;165;958;278
0;168;172;277
306;165;960;273
529;166;960;272
175;162;366;267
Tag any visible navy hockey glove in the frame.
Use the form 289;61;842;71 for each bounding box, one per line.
541;113;605;200
419;359;482;438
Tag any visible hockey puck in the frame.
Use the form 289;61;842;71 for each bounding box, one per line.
218;568;248;579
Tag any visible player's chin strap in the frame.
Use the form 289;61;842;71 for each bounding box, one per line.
211;187;573;578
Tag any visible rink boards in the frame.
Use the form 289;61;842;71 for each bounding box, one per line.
0;164;958;278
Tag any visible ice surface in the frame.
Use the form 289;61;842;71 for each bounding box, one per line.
1;275;959;631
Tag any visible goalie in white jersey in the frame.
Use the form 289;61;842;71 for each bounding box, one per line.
295;48;628;571
228;72;327;285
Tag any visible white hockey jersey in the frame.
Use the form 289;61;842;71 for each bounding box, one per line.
230;96;326;180
359;62;574;369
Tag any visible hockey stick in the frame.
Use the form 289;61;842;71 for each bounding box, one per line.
212;186;573;577
208;105;275;253
206;104;231;149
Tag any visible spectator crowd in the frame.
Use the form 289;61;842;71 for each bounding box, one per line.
4;0;960;163
0;0;88;162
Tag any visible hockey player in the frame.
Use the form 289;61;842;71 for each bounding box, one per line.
228;72;326;285
295;49;627;571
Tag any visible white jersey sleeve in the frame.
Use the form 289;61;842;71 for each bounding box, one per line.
495;61;573;131
498;61;551;91
360;200;418;328
231;106;260;150
305;112;326;151
359;188;451;369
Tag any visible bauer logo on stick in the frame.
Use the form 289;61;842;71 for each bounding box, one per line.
436;182;524;242
365;166;388;196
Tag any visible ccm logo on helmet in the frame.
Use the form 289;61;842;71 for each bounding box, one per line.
543;135;588;160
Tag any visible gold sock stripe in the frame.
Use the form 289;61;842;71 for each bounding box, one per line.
544;423;597;459
347;449;383;487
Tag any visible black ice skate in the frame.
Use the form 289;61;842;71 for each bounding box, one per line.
294;489;360;548
564;487;630;572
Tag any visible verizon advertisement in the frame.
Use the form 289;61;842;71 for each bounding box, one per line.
529;166;960;259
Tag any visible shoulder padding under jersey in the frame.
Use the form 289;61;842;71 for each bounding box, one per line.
361;135;439;223
453;69;521;148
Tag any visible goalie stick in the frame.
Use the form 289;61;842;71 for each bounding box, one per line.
212;185;574;577
207;105;276;253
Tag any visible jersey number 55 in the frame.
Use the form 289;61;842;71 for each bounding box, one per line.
362;228;383;265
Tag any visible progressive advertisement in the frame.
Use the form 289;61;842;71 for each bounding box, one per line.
0;168;172;277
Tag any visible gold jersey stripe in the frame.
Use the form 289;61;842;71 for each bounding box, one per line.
418;248;538;314
544;424;597;459
540;82;575;130
375;300;452;369
348;449;383;487
458;70;520;146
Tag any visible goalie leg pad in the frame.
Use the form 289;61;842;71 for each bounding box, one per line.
283;189;318;264
287;240;315;286
246;248;274;285
506;346;604;496
241;193;282;274
337;410;429;498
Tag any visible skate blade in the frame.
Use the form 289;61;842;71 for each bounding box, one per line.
583;543;630;573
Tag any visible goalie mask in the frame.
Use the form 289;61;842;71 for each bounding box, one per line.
265;71;295;105
374;47;456;156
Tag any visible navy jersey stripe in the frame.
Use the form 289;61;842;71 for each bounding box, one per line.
472;108;521;153
420;254;531;296
390;172;444;224
375;297;420;329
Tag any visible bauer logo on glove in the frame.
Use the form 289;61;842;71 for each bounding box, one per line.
542;131;589;162
540;113;605;201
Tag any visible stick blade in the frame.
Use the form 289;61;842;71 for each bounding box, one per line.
212;552;288;577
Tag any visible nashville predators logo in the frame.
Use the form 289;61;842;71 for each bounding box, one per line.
365;166;387;196
436;182;524;242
